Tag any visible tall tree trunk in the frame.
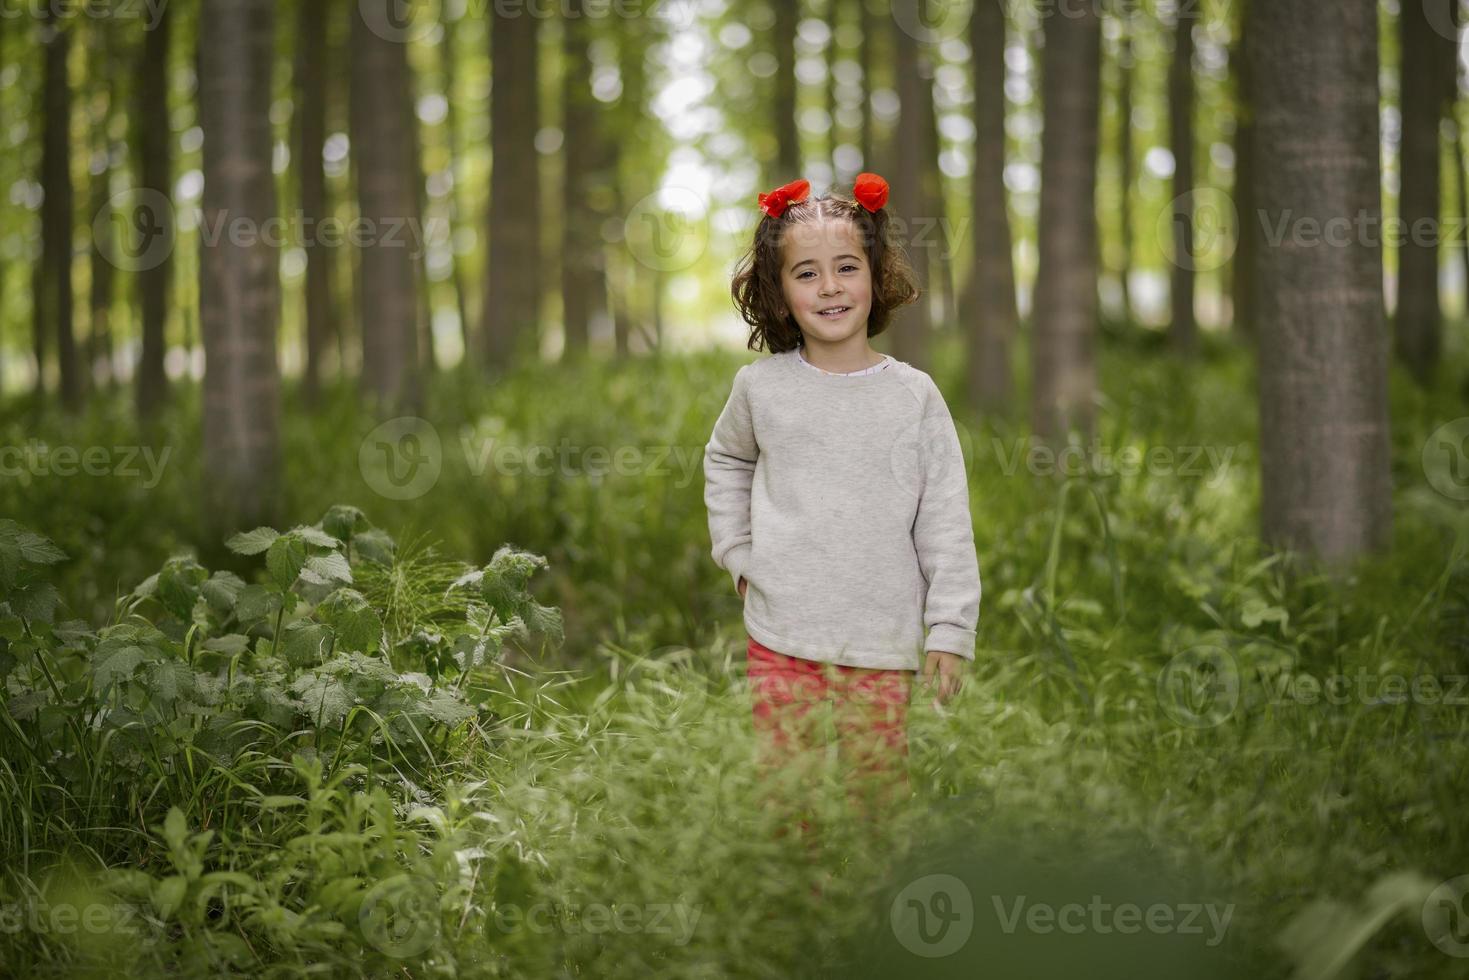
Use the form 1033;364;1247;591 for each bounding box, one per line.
561;1;598;357
1031;3;1102;442
439;5;473;358
199;0;282;532
1230;0;1256;340
890;0;931;371
1250;0;1392;565
351;0;422;411
859;0;875;170
297;0;333;403
773;0;799;184
40;12;81;410
966;0;1016;414
1117;9;1135;322
826;0;841;179
87;18;115;390
482;6;541;372
1395;0;1454;384
1168;0;1196;353
406;75;436;374
136;2;171;417
919;51;954;330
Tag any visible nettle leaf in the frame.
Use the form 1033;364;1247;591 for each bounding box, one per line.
319;505;366;543
0;521;68;566
201;633;250;656
291;672;356;727
227;527;280;556
10;583;61;624
235;584;281;624
280;621;332;668
294;525;342;549
300;553;352;587
266;535;308;590
158;557;209;621
145;661;198;707
353;529;396;566
418;689;476;727
7;690;49;721
317;589;383;654
201;572;247;615
93;644;150;689
319;651;399;683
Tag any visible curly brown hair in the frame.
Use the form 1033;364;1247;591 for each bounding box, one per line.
729;190;920;354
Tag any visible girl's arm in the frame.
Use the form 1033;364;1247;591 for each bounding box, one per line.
704;365;759;593
912;380;982;659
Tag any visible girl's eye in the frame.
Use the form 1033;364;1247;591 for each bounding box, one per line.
797;265;859;279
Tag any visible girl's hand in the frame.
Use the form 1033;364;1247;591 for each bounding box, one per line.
737;576;747;599
920;650;966;706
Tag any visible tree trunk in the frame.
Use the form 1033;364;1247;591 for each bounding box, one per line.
859;0;875;170
1395;0;1454;384
482;6;541;372
561;1;599;357
1230;0;1256;340
773;0;799;184
40;12;81;410
439;6;474;359
351;0;422;411
890;0;931;371
966;0;1017;414
1168;0;1196;353
1031;2;1102;442
86;18;115;390
297;0;334;403
199;0;283;532
1117;9;1135;322
919;51;954;330
136;2;171;417
1250;0;1392;565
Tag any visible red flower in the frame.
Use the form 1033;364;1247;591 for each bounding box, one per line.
758;178;811;219
853;172;889;212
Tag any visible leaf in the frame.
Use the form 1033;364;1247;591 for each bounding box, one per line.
317;589;382;655
295;525;342;549
418;690;476;727
319;505;366;543
158;557;209;621
152;875;189;920
235;585;281;624
226;527;280;556
10;583;61;624
290;673;356;727
266;535;308;590
279;621;332;668
7;690;49;721
93;644;149;688
300;553;353;587
353;528;396;566
1241;596;1289;631
200;633;250;656
201;572;247;614
145;661;198;706
0;521;68;565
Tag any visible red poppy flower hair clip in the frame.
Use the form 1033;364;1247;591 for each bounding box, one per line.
853;172;889;212
758;178;810;218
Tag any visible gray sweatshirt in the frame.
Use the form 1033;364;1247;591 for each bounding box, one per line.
703;348;982;671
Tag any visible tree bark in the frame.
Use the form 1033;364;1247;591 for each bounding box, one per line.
561;1;601;357
1031;2;1102;442
40;12;81;410
1117;7;1135;322
773;0;799;184
297;0;334;402
1168;0;1196;353
1250;0;1392;565
351;0;422;411
439;6;474;357
890;0;931;371
136;2;172;417
482;5;541;372
966;0;1017;414
1395;0;1455;384
86;18;115;390
199;0;283;532
1230;0;1256;341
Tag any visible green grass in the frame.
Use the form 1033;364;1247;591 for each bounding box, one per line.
1;329;1468;977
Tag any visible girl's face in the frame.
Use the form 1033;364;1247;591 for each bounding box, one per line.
777;216;873;346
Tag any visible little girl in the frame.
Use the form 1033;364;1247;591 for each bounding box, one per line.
703;172;982;841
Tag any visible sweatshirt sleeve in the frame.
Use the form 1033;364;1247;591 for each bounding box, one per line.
911;379;981;659
704;364;759;593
